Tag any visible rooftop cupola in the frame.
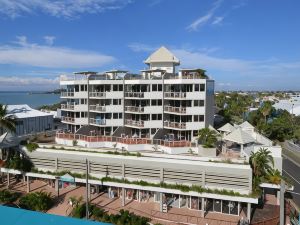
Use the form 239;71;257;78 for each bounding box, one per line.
144;46;180;74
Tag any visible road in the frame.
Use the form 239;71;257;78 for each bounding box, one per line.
282;155;300;208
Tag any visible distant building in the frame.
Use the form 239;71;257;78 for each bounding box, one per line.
7;104;54;136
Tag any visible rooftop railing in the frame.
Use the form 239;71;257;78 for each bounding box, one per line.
56;132;193;147
89;105;106;112
164;121;187;129
164;106;186;114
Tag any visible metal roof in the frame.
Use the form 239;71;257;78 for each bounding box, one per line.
144;46;180;65
217;123;235;133
223;128;256;145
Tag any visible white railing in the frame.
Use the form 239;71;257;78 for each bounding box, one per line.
125;119;144;127
61;92;75;97
89;92;106;98
125;92;144;98
164;92;186;98
61;116;75;123
90;118;106;125
125;106;145;113
89;105;106;112
164;121;186;129
61;104;75;110
164;106;186;114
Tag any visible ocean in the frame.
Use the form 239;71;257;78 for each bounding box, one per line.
0;92;61;109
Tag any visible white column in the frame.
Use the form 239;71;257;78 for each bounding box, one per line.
6;173;10;188
179;195;181;208
201;198;205;218
247;203;251;222
159;192;163;212
121;188;125;206
27;176;30;193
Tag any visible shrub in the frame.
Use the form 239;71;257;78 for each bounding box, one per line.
0;190;20;204
26;142;39;152
72;140;78;146
19;191;53;212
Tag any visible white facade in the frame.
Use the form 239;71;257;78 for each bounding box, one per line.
60;47;214;142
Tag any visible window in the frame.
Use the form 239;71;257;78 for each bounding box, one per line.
194;115;204;122
113;113;118;119
200;84;205;91
113;99;118;105
152;84;157;91
151;114;162;120
158;84;162;91
119;113;123;119
195;84;199;91
158;99;162;106
119;85;123;91
113;85;118;91
194;100;205;107
151;128;157;135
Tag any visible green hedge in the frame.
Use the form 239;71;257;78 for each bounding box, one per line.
19;191;53;212
26;142;39;152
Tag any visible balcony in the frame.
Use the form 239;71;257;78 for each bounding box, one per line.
61;116;75;123
61;92;74;97
164;121;186;129
164;106;186;114
89;105;106;112
61;104;75;110
125;106;144;113
125;92;144;98
90;118;106;125
89;92;106;98
164;92;186;99
125;119;144;128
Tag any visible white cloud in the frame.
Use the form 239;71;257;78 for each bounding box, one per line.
0;76;59;86
44;36;56;45
0;0;131;19
212;16;224;25
127;43;158;52
186;0;223;31
0;36;116;68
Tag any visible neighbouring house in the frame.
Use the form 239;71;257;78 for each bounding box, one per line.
7;104;54;136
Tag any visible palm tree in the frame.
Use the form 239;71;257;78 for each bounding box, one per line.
266;168;282;185
198;128;219;148
260;101;272;124
0;104;16;135
249;147;274;177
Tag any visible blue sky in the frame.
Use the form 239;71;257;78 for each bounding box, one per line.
0;0;299;91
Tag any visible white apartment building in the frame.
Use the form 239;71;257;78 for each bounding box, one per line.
60;46;214;144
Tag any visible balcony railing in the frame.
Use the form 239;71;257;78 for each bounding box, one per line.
164;106;186;114
125;119;144;127
164;121;186;129
125;92;144;98
125;106;144;113
89;92;106;98
61;116;75;123
61;104;75;110
89;105;106;112
61;92;75;97
164;92;186;98
90;118;106;125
